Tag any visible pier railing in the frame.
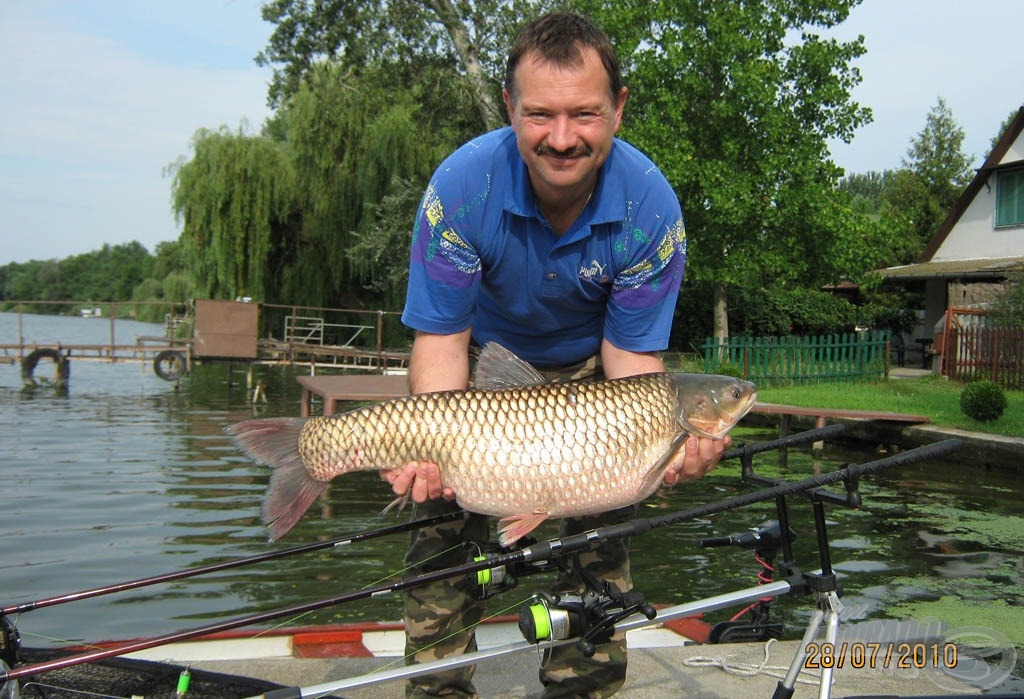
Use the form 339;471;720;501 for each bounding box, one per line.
1;300;412;380
1;300;190;358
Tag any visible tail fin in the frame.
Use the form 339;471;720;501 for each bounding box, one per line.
228;417;328;541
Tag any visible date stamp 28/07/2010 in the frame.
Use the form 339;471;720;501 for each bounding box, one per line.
800;620;1018;692
804;641;958;671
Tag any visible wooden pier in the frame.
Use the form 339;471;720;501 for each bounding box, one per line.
2;300;410;386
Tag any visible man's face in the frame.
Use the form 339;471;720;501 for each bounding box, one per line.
503;47;627;204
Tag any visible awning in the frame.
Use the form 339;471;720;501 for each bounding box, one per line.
876;257;1024;281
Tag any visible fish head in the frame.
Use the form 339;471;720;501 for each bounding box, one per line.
669;374;758;438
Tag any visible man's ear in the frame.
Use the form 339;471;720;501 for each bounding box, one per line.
502;88;516;122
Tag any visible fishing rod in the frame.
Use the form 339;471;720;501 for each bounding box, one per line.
1;509;469;617
2;424;844;618
1;436;961;683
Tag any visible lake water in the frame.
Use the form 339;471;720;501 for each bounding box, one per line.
1;311;1022;686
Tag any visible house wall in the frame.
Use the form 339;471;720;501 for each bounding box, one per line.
932;131;1024;261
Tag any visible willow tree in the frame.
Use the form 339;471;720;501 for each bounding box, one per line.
169;127;298;301
276;62;457;308
170;62;462;309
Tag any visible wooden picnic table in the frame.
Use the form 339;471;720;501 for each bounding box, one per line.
296;374;410;416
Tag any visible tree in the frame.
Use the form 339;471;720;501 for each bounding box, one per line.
255;0;544;130
169;62;464;308
903;97;973;194
898;97;974;250
169;126;300;302
989;108;1022;152
277;62;452;306
581;0;873;342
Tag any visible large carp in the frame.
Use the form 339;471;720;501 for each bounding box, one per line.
230;343;757;545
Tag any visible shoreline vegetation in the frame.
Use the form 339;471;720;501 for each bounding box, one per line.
755;375;1022;439
664;353;1022;438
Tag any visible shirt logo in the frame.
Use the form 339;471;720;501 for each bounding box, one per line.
579;259;612;284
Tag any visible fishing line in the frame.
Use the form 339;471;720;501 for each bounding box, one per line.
1;510;470;617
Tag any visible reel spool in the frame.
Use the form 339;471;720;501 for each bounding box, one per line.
518;589;657;657
518;592;589;645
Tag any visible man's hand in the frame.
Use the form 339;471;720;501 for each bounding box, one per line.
663;435;730;485
381;462;456;503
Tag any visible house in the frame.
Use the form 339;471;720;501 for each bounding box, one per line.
877;105;1024;373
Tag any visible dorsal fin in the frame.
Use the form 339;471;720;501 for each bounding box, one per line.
474;342;547;390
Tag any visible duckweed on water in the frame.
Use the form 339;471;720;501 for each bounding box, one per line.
909;504;1024;551
886;597;1024;646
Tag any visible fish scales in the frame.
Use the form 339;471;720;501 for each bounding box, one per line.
229;342;757;544
299;374;679;519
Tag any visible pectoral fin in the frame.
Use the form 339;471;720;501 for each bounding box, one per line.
498;511;550;547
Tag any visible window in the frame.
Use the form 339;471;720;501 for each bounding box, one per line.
995;168;1024;227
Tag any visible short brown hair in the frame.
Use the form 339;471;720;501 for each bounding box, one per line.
504;12;622;103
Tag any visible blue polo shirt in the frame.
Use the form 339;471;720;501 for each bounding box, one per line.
401;127;686;368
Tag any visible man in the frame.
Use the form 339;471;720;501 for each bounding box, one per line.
388;12;727;698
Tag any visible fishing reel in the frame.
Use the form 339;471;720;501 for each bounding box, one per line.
518;587;657;657
466;540;559;599
0;616;19;670
1;616;20;699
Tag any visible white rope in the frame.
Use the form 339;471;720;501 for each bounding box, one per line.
682;638;822;686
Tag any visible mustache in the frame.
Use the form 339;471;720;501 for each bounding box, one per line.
535;143;592;158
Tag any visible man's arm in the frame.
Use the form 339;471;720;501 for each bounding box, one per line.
600;338;729;485
381;330;472;503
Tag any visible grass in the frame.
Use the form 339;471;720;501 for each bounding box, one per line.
753;375;1024;438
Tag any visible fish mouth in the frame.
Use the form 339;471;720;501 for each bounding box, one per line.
680;388;759;438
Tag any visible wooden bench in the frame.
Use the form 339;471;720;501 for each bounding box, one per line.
751;402;931;428
296;374;409;416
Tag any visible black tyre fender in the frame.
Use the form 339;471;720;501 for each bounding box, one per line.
21;348;70;387
153;350;188;381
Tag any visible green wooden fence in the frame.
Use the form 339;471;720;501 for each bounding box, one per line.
702;331;889;386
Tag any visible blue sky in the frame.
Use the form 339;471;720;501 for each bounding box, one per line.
1;1;1022;265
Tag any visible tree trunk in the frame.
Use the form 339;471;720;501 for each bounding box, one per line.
712;282;729;362
425;0;506;131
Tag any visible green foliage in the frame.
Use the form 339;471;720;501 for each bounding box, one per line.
903;97;974;196
959;380;1008;422
256;0;538;127
580;0;873;338
674;281;862;346
0;242;155;306
169;125;299;302
712;363;745;379
989;269;1024;329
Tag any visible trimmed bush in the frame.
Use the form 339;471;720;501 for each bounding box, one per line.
959;380;1007;422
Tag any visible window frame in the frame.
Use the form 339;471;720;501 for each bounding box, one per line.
994;166;1024;228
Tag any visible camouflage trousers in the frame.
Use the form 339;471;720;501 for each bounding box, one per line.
403;354;634;698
